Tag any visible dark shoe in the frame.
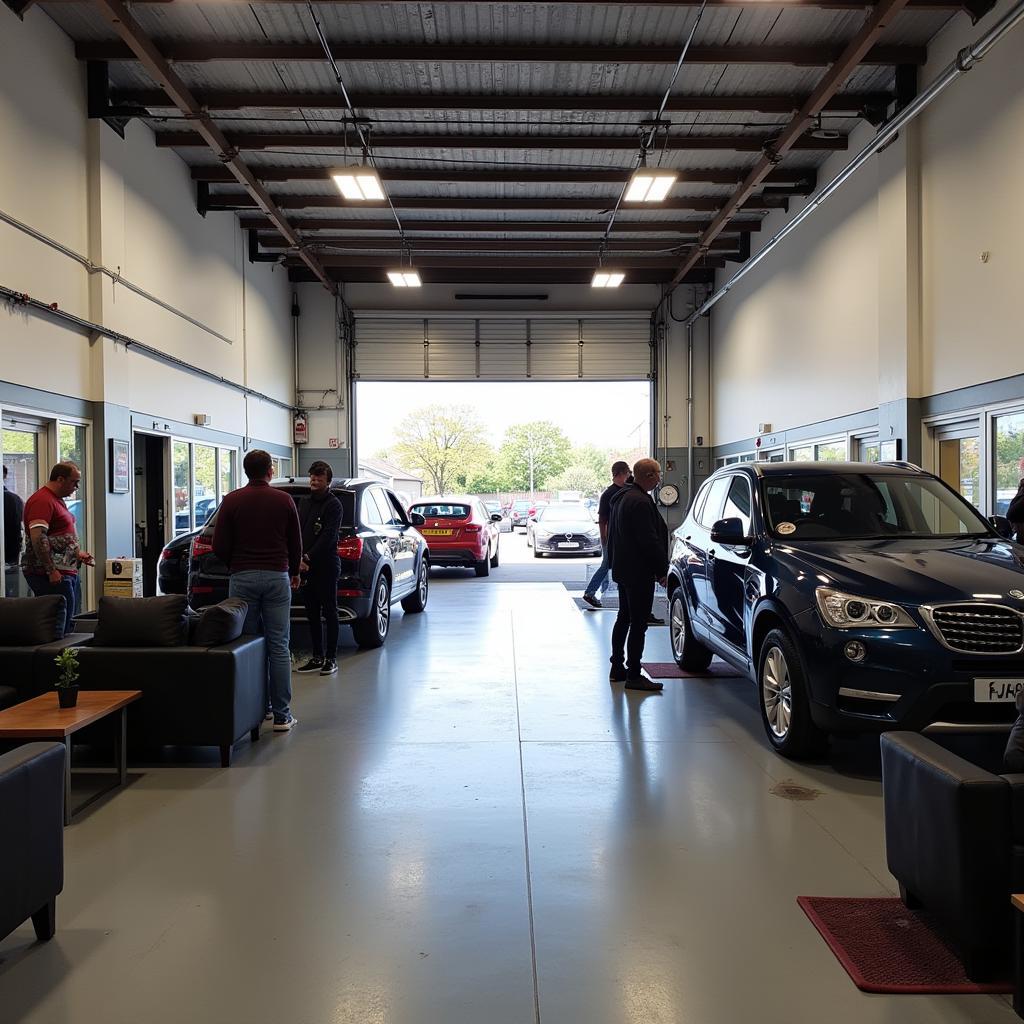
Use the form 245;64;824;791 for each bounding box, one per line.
609;665;627;683
582;593;602;609
319;659;338;676
625;676;663;692
647;613;665;626
296;657;324;674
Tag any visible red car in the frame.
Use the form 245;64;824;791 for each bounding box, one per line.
409;496;502;577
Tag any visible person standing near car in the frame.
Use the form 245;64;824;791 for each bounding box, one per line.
607;458;669;692
582;460;630;609
1008;458;1024;544
296;461;343;677
213;449;302;731
21;462;94;637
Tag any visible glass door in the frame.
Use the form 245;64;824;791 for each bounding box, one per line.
992;410;1024;517
932;420;981;510
2;422;44;597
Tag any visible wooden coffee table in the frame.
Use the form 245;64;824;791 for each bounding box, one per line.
0;691;142;825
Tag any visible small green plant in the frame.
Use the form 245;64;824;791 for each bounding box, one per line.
54;648;80;689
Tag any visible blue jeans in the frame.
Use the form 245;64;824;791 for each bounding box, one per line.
229;571;293;722
24;573;79;637
583;546;611;599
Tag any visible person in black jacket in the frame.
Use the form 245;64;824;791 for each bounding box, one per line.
607;458;669;691
1008;468;1024;545
296;461;343;676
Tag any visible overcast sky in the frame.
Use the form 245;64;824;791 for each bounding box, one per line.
356;381;651;459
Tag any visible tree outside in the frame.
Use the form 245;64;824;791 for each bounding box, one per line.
391;404;493;495
497;421;572;493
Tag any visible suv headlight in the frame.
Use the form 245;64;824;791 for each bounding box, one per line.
815;587;916;629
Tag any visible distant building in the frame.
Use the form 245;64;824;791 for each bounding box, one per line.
358;457;424;506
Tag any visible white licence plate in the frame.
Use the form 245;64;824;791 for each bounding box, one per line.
557;542;580;549
974;678;1024;702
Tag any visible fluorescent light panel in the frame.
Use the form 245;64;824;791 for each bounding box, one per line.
388;270;422;287
624;169;678;203
330;166;385;201
591;271;625;288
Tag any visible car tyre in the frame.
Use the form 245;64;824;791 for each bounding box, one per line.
475;554;490;577
490;542;500;568
757;628;826;759
352;575;391;648
401;561;429;613
526;531;532;548
669;591;713;672
533;547;543;558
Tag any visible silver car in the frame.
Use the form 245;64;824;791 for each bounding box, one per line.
528;504;602;557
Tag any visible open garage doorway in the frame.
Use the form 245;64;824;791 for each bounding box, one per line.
354;380;652;588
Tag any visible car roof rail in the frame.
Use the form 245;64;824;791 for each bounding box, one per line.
877;460;926;472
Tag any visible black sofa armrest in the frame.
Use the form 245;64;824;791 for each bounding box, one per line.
0;742;65;943
881;731;1012;974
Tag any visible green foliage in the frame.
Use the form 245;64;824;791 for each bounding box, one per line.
54;647;79;689
391;404;495;495
496;421;572;491
551;462;605;497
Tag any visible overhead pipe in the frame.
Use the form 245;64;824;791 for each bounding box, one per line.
1;284;296;413
669;0;1024;327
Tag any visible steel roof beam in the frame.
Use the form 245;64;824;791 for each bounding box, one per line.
259;236;741;252
48;0;965;8
669;0;913;287
286;254;725;270
250;219;762;236
87;0;335;294
215;195;790;212
287;266;718;286
76;41;927;67
117;88;889;116
156;130;847;152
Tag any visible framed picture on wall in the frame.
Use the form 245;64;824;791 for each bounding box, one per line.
110;439;130;493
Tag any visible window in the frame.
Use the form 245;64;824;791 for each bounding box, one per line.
815;440;847;462
217;447;236;501
270;455;292;479
172;441;191;535
361;489;384;525
722;476;752;534
789;445;813;462
193;445;216;526
993;411;1024;516
412;503;470;519
58;422;88;554
370;488;397;525
698;476;732;528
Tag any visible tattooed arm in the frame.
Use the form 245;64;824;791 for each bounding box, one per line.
28;524;62;584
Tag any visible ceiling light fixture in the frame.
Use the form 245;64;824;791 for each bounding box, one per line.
387;270;422;287
330;166;386;201
591;270;625;288
625;167;678;203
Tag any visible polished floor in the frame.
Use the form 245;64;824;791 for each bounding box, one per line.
0;544;1015;1022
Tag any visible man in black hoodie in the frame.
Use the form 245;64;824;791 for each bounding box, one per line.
296;461;343;676
607;458;669;691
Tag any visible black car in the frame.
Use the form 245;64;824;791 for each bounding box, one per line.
157;528;198;595
667;461;1024;758
188;478;430;648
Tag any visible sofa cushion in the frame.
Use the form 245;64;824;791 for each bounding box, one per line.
0;685;18;710
94;595;188;648
0;596;65;647
189;598;248;647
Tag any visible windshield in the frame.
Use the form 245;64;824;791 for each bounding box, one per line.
539;505;590;523
761;473;992;541
411;503;470;519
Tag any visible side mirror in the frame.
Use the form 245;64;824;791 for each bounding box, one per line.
490;513;503;523
710;517;754;546
409;512;426;527
990;515;1014;539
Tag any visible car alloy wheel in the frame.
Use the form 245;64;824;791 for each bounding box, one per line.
761;645;792;740
669;592;713;671
375;579;391;639
418;564;428;605
671;600;687;659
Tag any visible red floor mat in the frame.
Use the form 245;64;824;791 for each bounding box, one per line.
797;896;1012;994
641;662;737;679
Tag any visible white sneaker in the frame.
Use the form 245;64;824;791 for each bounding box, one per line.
273;714;298;732
263;710;273;722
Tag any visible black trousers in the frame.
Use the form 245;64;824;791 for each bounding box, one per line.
302;569;340;659
610;576;655;679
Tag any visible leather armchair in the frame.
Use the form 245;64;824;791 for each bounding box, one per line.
72;635;267;766
880;731;1023;981
0;742;65;944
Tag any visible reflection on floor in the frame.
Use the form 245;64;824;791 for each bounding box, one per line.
0;578;1013;1023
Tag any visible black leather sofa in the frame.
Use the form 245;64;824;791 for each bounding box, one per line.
73;636;268;766
0;742;65;945
880;730;1021;981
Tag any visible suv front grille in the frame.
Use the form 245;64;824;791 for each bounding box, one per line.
929;605;1024;654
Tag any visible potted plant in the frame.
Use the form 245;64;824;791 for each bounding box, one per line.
54;648;80;709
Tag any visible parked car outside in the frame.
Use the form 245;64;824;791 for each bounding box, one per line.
157;528;197;595
409;496;502;576
174;497;218;533
188;478;430;648
528;503;602;557
509;499;532;530
667;460;1024;758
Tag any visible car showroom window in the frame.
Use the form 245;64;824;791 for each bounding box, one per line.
362;490;384;525
723;476;752;534
698;476;732;528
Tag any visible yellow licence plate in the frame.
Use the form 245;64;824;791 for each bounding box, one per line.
422;529;453;537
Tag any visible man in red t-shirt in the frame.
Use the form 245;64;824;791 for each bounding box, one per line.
22;462;94;637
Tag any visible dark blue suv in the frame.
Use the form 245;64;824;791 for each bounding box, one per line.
668;462;1024;758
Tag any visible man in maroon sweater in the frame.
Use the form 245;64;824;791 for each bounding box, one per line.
213;449;302;731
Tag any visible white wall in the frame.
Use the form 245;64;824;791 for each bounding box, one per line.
0;6;294;445
706;0;1024;448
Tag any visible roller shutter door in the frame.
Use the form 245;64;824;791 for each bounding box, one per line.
351;316;651;382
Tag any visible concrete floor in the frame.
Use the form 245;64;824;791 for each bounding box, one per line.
0;547;1016;1023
